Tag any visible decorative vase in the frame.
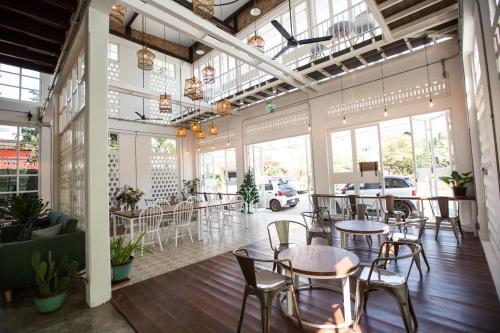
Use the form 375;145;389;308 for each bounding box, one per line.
112;258;133;282
34;291;68;314
129;204;136;213
453;187;467;197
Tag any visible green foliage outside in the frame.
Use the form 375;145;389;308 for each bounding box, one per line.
152;137;176;154
264;162;288;177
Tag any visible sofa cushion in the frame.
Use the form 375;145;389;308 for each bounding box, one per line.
27;216;51;230
61;219;78;234
0;223;25;243
31;224;62;240
48;211;78;234
17;223;34;241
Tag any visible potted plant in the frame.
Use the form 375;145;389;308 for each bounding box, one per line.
238;169;259;213
31;250;79;314
1;195;50;224
110;232;150;282
115;185;145;212
439;171;473;196
182;178;200;197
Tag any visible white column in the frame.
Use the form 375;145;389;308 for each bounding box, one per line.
85;1;112;307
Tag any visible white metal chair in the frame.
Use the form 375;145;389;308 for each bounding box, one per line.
138;205;164;255
168;201;194;247
224;195;246;229
186;195;202;221
154;198;172;227
205;198;225;237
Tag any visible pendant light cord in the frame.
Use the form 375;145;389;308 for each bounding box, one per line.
380;62;386;106
424;42;432;99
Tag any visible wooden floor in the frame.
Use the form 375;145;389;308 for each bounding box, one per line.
112;229;500;333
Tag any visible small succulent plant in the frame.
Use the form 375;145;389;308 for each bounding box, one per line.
31;250;79;297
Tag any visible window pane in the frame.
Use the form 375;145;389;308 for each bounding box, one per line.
18;176;38;191
355;126;380;163
0;125;17;140
21;68;40;78
0;72;20;86
151;137;176;153
0;85;19;100
315;0;330;23
0;64;20;74
331;130;353;172
21;88;40;102
0;177;17;192
0;193;15;209
18;159;39;174
21;76;40;90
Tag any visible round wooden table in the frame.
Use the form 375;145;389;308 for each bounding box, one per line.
278;245;359;329
335;220;390;249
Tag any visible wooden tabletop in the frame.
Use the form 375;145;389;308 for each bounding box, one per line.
112;200;239;219
278;245;359;277
335;220;390;235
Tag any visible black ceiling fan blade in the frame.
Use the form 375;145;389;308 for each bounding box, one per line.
134;111;143;118
272;45;291;60
298;36;334;45
271;20;293;40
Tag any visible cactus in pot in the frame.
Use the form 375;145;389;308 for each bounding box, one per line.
31;250;79;313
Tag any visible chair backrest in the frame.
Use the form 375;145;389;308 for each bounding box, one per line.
207;198;222;214
430;196;457;219
369;241;422;282
173;201;193;226
385;195;396;214
139;205;163;233
347;195;357;212
409;216;429;240
232;248;257;288
154;198;170;210
267;220;307;250
186;196;201;203
230;196;244;211
355;203;369;220
301;211;328;233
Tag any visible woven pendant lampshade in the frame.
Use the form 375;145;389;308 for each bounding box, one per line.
248;35;265;52
137;46;155;71
176;127;187;138
196;129;206;139
217;100;232;116
110;4;127;25
159;93;172;113
184;76;204;101
190;121;201;132
208;123;218;136
193;0;215;19
202;65;216;84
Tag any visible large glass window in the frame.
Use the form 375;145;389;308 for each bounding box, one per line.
331;130;353;172
0;64;40;102
0;125;39;207
197;148;237;193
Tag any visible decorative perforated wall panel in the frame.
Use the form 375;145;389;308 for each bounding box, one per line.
327;79;450;119
148;99;171;125
150;72;177;96
108;90;120;117
108;60;120;81
151;154;178;199
199;129;236;147
245;111;309;137
108;149;120;207
72;113;86;228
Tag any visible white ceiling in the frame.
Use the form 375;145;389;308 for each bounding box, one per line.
127;0;251;47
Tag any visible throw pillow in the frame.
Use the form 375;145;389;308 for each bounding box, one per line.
31;224;62;240
61;218;78;234
27;216;51;230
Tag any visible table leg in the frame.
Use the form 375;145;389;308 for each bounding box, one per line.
286;271;294;315
342;277;352;325
377;234;382;251
197;209;203;241
130;218;134;241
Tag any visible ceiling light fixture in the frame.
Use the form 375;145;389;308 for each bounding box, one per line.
341;75;346;125
177;30;187;138
193;0;215;19
159;25;172;113
248;2;265;52
217;99;232;115
196;49;205;55
424;42;433;108
380;61;387;117
202;52;215;84
184;60;204;101
208;122;218;135
137;16;155;71
110;4;127;26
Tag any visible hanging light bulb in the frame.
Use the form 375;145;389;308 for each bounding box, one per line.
197;147;201;152
177;127;186;138
202;64;215;84
211;143;214;150
208;123;218;136
308;123;311;131
429;97;434;108
159;25;172;113
196;129;205;139
137;17;155;71
190;121;201;132
226;140;230;147
343;114;347;125
384;106;388;117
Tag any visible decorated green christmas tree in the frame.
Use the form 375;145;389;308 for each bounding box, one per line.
239;169;259;213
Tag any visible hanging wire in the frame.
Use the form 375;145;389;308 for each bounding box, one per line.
341;75;346;124
424;41;434;107
306;92;312;131
380;61;387;117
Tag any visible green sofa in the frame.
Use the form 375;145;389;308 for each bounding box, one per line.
0;211;85;300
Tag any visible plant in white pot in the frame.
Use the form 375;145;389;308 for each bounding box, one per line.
31;250;79;314
439;171;473;196
110;232;150;282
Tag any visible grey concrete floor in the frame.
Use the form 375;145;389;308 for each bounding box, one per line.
0;203;309;333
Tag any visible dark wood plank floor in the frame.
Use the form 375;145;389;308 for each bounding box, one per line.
112;229;500;333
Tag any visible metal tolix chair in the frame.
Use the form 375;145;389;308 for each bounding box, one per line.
232;248;302;333
301;211;333;246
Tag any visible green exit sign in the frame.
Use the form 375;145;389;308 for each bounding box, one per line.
266;103;276;113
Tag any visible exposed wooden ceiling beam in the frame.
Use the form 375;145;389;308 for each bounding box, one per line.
125;12;139;32
0;27;61;56
41;0;76;12
0;54;54;74
365;0;394;41
175;0;236;34
0;41;58;67
0;2;71;30
385;0;442;24
0;9;66;44
378;0;404;11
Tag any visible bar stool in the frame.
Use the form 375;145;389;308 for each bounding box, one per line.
429;197;464;243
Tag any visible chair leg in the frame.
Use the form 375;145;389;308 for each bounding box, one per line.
187;225;194;243
457;219;465;238
353;281;363;329
421;246;430;271
237;289;249;333
408;292;418;327
175;228;178;247
435;219;441;241
451;221;460;244
290;285;302;327
414;252;423;278
156;231;163;251
366;236;373;248
394;288;414;333
260;304;272;333
272;252;278;272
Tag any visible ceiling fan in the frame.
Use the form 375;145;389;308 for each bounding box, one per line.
133;67;164;122
271;0;334;60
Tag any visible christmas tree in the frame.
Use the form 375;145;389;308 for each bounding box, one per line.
239;169;259;213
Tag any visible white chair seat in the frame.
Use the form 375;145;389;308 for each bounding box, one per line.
358;266;406;286
256;270;290;289
390;232;418;242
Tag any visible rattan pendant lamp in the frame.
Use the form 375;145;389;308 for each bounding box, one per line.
159;25;172;113
137;16;155;71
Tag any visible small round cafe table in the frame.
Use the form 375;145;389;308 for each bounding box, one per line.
278;245;359;329
335;220;390;250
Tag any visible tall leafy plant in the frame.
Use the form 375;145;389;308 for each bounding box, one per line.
31;250;79;297
182;178;200;196
1;195;50;224
110;233;150;266
439;171;473;189
239;169;259;213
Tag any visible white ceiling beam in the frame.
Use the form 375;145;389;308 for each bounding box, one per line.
123;0;317;92
366;0;394;41
386;0;442;24
378;0;404;11
392;5;459;39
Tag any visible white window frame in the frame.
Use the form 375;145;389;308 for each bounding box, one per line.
0;64;41;102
